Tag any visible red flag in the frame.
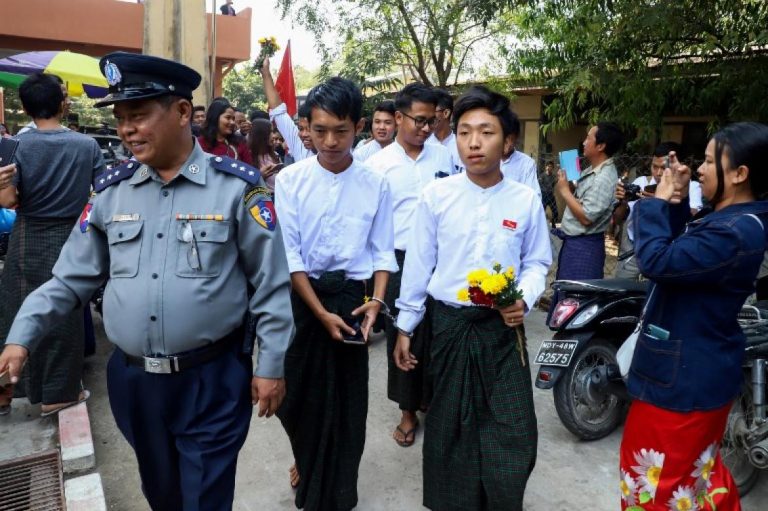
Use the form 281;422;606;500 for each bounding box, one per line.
275;40;297;117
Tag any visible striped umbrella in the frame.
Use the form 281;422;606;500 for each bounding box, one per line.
0;51;108;98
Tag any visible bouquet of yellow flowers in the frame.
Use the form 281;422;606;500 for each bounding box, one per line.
457;262;527;365
254;36;280;69
457;262;523;308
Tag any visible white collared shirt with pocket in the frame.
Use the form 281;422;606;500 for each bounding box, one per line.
274;156;398;280
395;173;553;333
367;141;455;251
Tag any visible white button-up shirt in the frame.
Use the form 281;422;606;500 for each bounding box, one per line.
367;141;455;251
501;150;541;197
269;103;315;162
626;176;704;241
427;132;463;173
274;156;398;280
395;173;552;333
353;139;387;162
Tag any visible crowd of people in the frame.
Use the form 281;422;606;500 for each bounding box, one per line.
0;46;767;511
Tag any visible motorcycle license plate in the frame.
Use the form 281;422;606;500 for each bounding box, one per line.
534;340;578;367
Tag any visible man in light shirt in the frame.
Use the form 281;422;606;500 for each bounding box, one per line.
366;83;453;448
554;122;623;285
274;77;397;510
394;85;551;510
426;88;463;173
614;142;703;279
353;101;396;162
260;57;316;162
500;110;541;196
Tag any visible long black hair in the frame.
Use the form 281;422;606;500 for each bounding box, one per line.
248;118;278;164
711;122;768;204
200;98;240;148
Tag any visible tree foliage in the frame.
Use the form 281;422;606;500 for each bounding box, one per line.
506;0;768;146
275;0;513;90
222;65;267;112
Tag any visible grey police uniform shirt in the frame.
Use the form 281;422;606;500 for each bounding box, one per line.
6;141;295;378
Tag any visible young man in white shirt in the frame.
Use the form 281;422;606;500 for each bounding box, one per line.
353;101;396;162
500;110;542;196
274;77;397;511
260;57;316;162
426;88;463;173
613;142;704;278
366;83;453;448
394;85;551;510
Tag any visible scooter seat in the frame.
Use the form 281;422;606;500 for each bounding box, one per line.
554;278;649;294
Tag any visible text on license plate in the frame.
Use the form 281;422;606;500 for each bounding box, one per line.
534;340;578;367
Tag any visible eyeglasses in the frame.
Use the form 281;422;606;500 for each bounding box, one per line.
400;111;438;129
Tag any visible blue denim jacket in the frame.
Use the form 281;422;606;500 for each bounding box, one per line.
628;197;768;412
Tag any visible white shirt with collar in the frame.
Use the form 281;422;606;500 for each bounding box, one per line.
353;139;387;162
268;102;314;162
366;141;455;251
427;131;463;174
274;156;398;280
625;176;704;241
501;150;541;197
395;173;553;333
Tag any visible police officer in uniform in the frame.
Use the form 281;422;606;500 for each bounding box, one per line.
0;52;294;510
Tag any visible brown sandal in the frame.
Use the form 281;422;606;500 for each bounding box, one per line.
393;420;419;447
40;390;90;418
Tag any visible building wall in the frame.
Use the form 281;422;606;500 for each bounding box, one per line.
0;0;251;105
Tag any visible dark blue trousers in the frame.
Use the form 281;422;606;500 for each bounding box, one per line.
107;344;253;511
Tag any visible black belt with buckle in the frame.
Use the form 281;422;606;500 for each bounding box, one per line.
123;326;244;374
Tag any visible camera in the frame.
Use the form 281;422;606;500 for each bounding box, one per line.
621;182;642;202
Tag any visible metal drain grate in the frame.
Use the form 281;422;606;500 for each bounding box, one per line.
0;450;65;510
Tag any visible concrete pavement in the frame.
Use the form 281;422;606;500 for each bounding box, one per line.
84;309;768;510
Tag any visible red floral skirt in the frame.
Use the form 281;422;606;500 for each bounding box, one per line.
619;400;741;510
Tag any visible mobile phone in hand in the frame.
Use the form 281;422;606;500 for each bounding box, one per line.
341;316;365;345
0;371;12;388
0;138;19;167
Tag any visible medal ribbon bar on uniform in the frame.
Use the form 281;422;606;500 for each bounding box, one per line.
175;214;225;221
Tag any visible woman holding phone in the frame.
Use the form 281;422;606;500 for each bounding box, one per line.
248;118;283;190
619;122;768;510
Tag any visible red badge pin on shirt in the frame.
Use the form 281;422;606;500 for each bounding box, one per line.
502;219;517;230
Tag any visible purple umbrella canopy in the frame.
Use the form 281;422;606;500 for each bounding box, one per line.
0;51;108;98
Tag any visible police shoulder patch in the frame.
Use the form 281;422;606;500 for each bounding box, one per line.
245;187;277;232
210;156;262;185
93;160;141;193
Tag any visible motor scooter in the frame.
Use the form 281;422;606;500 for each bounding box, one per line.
721;304;768;495
535;278;647;440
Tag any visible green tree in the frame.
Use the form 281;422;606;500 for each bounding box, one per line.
222;65;267;113
505;0;768;146
275;0;513;91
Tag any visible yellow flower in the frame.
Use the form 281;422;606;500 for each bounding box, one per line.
258;37;266;44
480;274;507;295
467;269;490;287
505;266;516;280
457;289;470;302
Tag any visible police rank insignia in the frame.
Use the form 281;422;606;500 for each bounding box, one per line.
79;203;93;233
250;199;277;231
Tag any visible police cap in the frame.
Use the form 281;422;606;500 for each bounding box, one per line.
94;52;201;108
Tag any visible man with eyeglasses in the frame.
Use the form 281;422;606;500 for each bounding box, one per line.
366;83;455;449
426;88;463;174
